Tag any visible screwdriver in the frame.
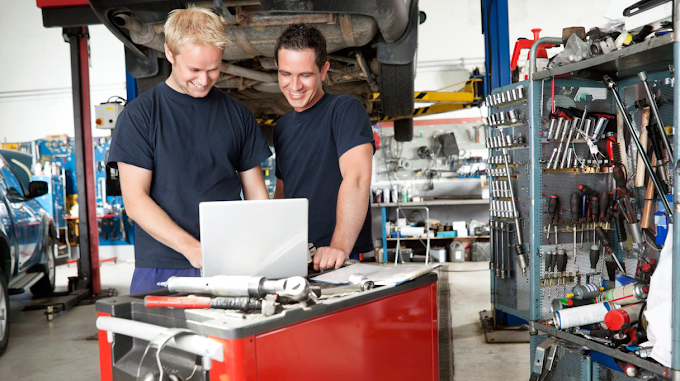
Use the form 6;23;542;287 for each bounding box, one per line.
547;195;559;240
595;226;625;273
599;190;610;229
580;194;589;247
577;184;598;197
589;243;600;270
557;249;567;285
591;196;599;243
570;192;580;262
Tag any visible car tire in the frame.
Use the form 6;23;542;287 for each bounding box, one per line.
30;235;56;297
136;58;171;95
379;61;415;117
0;271;9;356
394;118;414;142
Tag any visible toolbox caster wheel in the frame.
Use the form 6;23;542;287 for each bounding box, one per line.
45;305;54;322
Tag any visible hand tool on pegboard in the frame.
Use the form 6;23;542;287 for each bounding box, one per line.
498;131;528;275
634;107;651;188
638;71;674;163
546;195;559;241
569;192;580;262
603;75;673;222
595;226;625;273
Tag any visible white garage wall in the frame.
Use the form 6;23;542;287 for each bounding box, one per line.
0;1;126;143
0;0;629;142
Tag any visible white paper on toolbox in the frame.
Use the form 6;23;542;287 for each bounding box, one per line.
644;224;672;367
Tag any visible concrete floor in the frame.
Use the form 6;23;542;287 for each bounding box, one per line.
0;261;529;380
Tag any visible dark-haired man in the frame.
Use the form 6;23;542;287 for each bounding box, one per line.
273;23;375;271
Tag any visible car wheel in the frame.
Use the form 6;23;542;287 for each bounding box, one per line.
0;271;9;356
394;118;414;142
30;236;56;297
378;61;415;117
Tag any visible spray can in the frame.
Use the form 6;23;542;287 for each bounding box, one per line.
601;274;636;290
598;283;648;306
567;284;602;300
553;301;619;330
604;303;643;331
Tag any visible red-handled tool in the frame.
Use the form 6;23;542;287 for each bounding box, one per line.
144;295;264;310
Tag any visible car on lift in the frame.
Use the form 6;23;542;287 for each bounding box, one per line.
0;149;57;356
88;0;421;120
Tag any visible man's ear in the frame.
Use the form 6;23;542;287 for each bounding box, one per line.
164;43;175;65
320;61;331;81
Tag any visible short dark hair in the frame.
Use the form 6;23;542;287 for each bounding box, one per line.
274;23;327;70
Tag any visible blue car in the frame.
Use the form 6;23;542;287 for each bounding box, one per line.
0;149;57;356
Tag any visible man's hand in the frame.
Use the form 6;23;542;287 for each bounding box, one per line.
183;242;203;269
313;246;349;271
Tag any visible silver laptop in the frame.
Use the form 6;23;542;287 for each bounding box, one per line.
199;199;308;279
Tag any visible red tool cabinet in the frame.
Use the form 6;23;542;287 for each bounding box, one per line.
97;274;439;380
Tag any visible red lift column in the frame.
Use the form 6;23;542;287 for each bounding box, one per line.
63;26;101;295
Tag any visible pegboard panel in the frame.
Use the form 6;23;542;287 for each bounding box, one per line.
488;82;532;317
544;346;588;381
593;362;643;381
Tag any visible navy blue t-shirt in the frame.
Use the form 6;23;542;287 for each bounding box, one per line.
274;93;375;255
107;82;272;269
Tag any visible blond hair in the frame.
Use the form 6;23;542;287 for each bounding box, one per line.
164;5;227;55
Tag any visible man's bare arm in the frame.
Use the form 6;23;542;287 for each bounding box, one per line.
314;143;373;270
118;163;202;268
273;179;284;199
239;166;270;200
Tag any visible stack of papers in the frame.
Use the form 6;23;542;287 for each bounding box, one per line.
310;263;440;286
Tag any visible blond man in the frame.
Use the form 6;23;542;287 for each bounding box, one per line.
107;7;271;293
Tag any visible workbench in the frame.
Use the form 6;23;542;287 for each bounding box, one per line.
96;273;439;381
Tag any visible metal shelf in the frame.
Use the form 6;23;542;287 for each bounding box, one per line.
532;33;674;81
532;322;670;378
385;235;489;241
372;199;489;207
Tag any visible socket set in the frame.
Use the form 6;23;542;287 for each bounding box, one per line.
487;155;513;165
485;86;525;107
490;180;512;198
545;116;610;141
487;167;514;177
485;133;526;149
491;200;518;218
485;109;524;127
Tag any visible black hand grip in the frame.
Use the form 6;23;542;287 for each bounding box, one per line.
599;190;610;222
595;227;611;248
581;194;589;221
549;251;557;272
612;165;629;192
557;251;567;272
590;244;599;269
548;195;559;222
591;196;599;221
570;192;580;223
578;184;598;197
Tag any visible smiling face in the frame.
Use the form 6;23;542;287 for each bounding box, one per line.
277;48;330;112
165;42;222;98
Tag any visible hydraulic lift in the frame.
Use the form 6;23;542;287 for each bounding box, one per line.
33;0;105;314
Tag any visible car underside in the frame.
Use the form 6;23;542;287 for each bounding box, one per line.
89;0;420;121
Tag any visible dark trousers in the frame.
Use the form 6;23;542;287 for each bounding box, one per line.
130;267;201;294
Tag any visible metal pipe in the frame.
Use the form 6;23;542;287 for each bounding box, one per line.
603;75;673;222
672;0;680;373
529;37;563;77
221;63;278;83
638;71;674;163
113;14;165;52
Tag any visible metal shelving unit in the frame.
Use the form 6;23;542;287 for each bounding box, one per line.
488;8;680;379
